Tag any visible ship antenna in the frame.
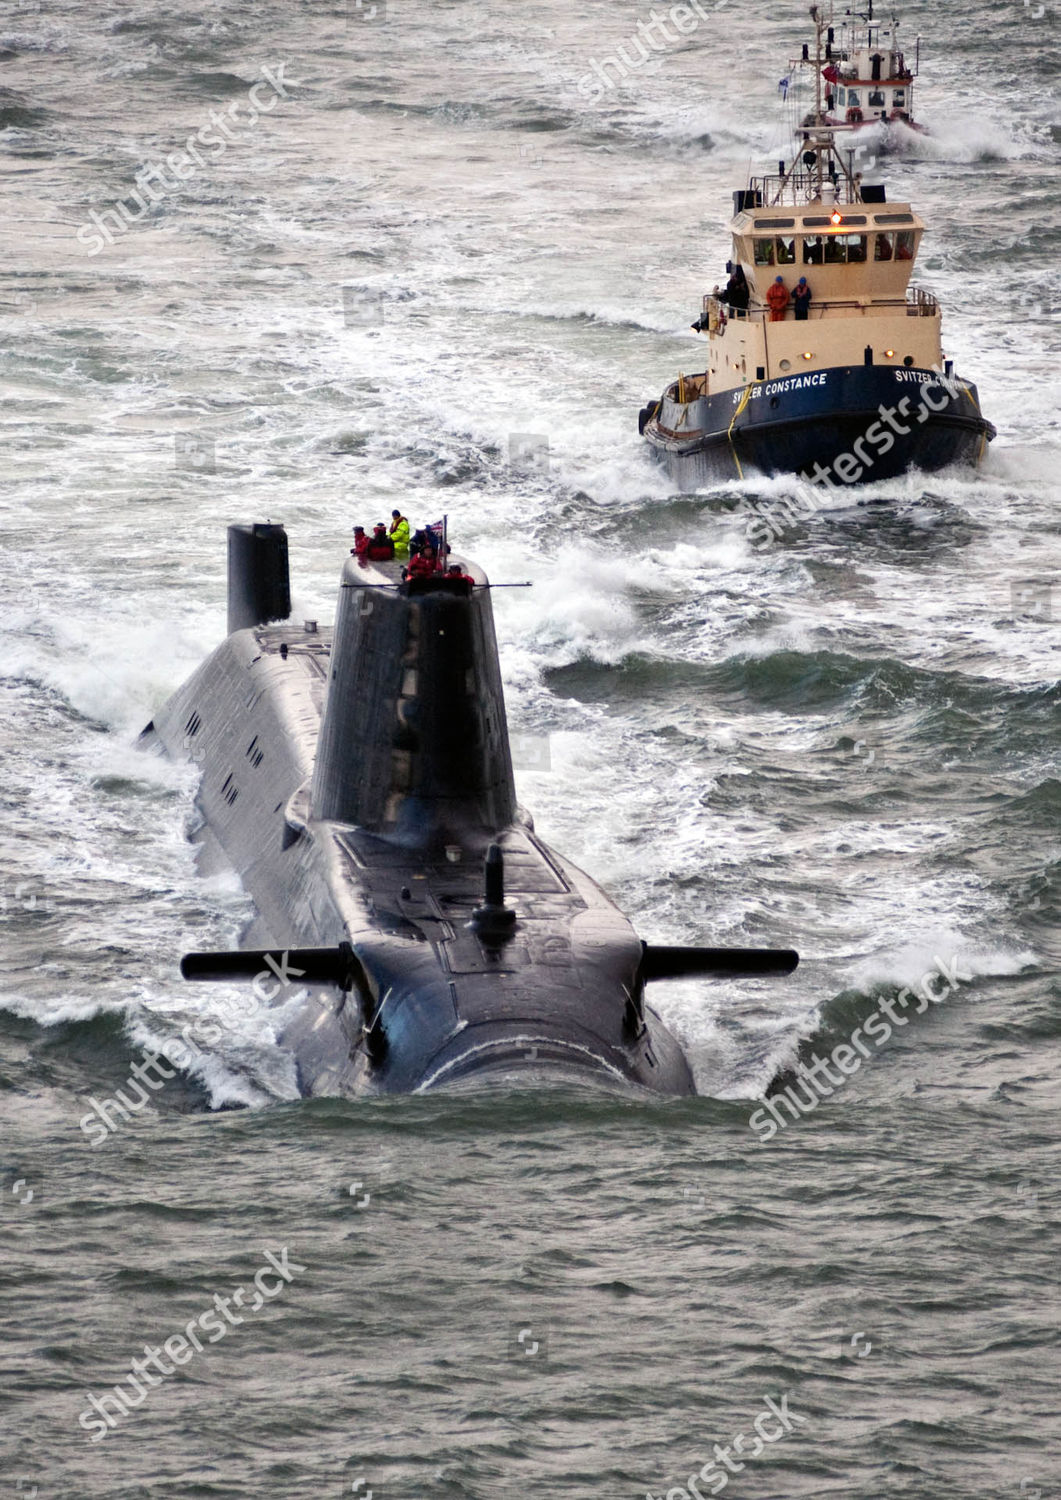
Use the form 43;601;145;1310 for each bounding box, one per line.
814;9;826;198
814;7;823;126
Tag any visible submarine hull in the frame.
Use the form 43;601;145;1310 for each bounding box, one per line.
643;363;994;489
147;551;697;1098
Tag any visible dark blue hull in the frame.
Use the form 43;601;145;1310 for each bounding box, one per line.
642;363;995;489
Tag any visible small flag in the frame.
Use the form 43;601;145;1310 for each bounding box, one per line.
425;517;448;567
778;76;790;99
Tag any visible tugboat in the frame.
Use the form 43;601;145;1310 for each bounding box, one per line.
639;21;994;490
791;2;925;140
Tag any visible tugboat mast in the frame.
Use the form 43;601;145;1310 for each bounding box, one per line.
813;4;824;136
771;6;860;207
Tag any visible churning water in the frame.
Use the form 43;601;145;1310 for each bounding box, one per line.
1;1;1058;1495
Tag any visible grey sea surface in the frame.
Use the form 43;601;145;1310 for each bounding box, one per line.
1;0;1058;1495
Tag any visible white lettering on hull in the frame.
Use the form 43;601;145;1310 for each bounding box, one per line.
731;373;829;405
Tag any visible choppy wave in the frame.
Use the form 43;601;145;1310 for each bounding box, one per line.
2;3;1060;1496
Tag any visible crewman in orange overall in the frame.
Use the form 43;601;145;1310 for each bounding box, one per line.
766;276;789;322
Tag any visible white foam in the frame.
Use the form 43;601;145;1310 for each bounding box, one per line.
848;937;1039;992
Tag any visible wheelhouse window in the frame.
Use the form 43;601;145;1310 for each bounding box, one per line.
874;232;894;261
868;89;886;107
823;233;868;264
754;236;796;265
896;229;915;259
893;89;906;107
803;235;823;264
847;89;861;106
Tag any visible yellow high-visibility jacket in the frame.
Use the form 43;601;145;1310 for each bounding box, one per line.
389;516;411;556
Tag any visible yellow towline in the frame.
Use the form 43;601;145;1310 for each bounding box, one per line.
726;379;759;481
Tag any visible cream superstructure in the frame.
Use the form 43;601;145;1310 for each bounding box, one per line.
699;192;942;397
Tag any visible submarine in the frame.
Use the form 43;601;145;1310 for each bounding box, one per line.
141;522;798;1097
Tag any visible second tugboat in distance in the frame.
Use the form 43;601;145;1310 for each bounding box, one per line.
639;7;995;490
795;0;925;140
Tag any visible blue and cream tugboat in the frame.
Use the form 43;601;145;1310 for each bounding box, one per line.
639;13;994;489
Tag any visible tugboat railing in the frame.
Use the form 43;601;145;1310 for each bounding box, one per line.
701;287;939;324
905;286;939;315
745;165;861;208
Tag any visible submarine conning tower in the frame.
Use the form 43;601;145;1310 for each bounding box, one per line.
310;554;517;848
